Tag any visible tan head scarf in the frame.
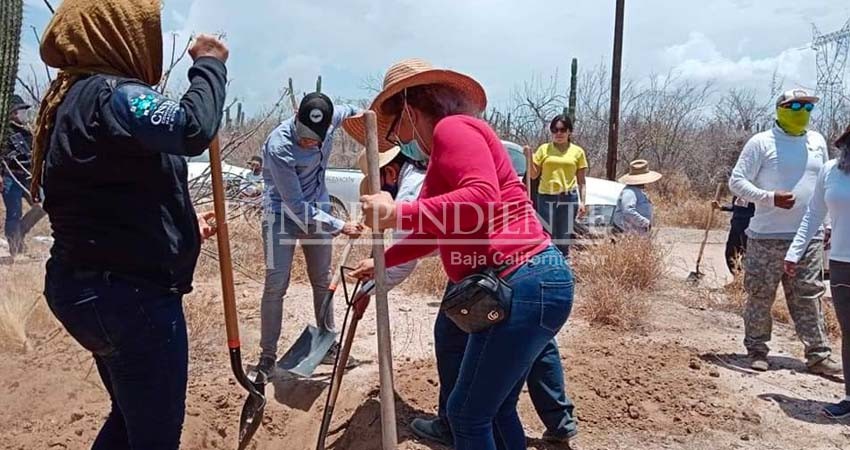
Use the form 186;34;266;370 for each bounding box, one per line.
31;0;163;199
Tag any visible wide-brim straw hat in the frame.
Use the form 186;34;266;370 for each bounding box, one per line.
343;58;487;152
618;159;663;185
356;146;401;175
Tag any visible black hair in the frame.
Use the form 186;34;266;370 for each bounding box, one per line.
549;115;573;132
250;155;263;164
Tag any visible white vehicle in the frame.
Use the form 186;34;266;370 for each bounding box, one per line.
186;150;253;194
325;140;627;236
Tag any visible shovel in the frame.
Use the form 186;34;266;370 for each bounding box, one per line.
209;136;266;449
315;273;369;449
688;183;724;284
278;239;355;378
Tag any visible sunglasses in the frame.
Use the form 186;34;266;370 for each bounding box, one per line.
781;102;815;112
551;127;570;134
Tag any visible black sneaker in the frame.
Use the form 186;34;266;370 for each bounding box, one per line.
410;417;453;447
823;400;850;419
542;428;578;444
321;341;358;368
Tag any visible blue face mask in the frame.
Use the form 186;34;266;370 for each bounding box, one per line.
400;139;429;163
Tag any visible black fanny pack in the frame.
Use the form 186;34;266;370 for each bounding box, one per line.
441;267;513;334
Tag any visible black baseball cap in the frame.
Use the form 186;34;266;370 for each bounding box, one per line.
296;92;334;142
10;95;30;113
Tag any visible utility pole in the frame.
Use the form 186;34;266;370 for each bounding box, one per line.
606;0;626;181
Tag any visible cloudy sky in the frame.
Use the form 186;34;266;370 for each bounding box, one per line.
18;0;850;114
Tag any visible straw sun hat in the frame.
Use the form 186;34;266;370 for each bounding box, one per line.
618;160;663;186
343;58;487;152
357;146;401;195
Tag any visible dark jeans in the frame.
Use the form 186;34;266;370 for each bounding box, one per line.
435;246;574;450
830;260;850;396
435;326;577;439
536;192;578;257
2;175;24;255
44;259;188;449
725;217;749;274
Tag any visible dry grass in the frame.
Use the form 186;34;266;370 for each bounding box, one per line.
691;269;841;339
0;263;54;353
571;234;668;329
400;256;448;298
651;173;727;230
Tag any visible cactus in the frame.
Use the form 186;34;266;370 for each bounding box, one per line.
568;58;578;123
1;0;24;146
236;102;243;128
224;105;232;129
316;75;322;93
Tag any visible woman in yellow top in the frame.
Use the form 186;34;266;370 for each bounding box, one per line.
525;115;587;256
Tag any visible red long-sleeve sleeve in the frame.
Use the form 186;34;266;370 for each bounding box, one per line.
387;115;549;282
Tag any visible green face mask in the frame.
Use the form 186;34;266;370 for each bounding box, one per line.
776;107;811;136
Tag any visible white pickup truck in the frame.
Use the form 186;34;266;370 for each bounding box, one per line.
325;140;627;236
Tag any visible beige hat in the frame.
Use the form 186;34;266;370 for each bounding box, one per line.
776;88;819;107
618;160;663;185
343;58;487;152
356;146;401;175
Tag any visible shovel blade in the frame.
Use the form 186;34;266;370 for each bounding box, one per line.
686;271;705;283
278;325;338;378
237;387;266;450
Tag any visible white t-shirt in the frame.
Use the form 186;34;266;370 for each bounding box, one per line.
729;125;829;240
786;160;850;264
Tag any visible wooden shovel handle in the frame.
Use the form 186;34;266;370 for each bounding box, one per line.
208;136;241;349
695;183;724;268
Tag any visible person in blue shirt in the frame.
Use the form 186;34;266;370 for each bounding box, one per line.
256;93;363;377
613;160;663;235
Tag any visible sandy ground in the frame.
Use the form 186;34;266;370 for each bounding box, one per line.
2;227;849;450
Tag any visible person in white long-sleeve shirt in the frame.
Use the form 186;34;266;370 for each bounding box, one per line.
785;126;850;418
728;88;839;375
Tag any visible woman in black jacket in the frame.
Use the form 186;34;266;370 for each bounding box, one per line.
31;1;228;448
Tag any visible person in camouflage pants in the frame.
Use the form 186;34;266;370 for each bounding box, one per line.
743;238;831;367
730;89;840;375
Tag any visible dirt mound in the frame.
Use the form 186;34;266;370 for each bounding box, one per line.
562;329;762;438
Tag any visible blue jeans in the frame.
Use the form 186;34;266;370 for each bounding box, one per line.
2;175;24;255
436;246;574;450
260;214;333;360
536;191;578;256
44;259;188;449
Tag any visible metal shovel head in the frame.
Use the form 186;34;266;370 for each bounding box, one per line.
237;381;266;450
278;325;338;378
687;270;705;283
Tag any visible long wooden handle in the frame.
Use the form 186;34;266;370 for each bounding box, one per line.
209;137;240;349
364;111;398;449
695;183;724;268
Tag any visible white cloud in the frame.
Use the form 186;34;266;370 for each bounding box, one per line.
662;32;815;86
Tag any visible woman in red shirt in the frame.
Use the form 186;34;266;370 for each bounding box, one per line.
346;59;574;450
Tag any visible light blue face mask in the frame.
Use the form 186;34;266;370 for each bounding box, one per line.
399;139;429;163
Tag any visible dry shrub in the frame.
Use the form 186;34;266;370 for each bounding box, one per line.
400;256;448;298
571;234;668;329
0;263;53;353
651;172;727;230
690;268;841;339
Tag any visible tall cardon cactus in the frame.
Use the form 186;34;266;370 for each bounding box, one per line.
0;0;24;145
